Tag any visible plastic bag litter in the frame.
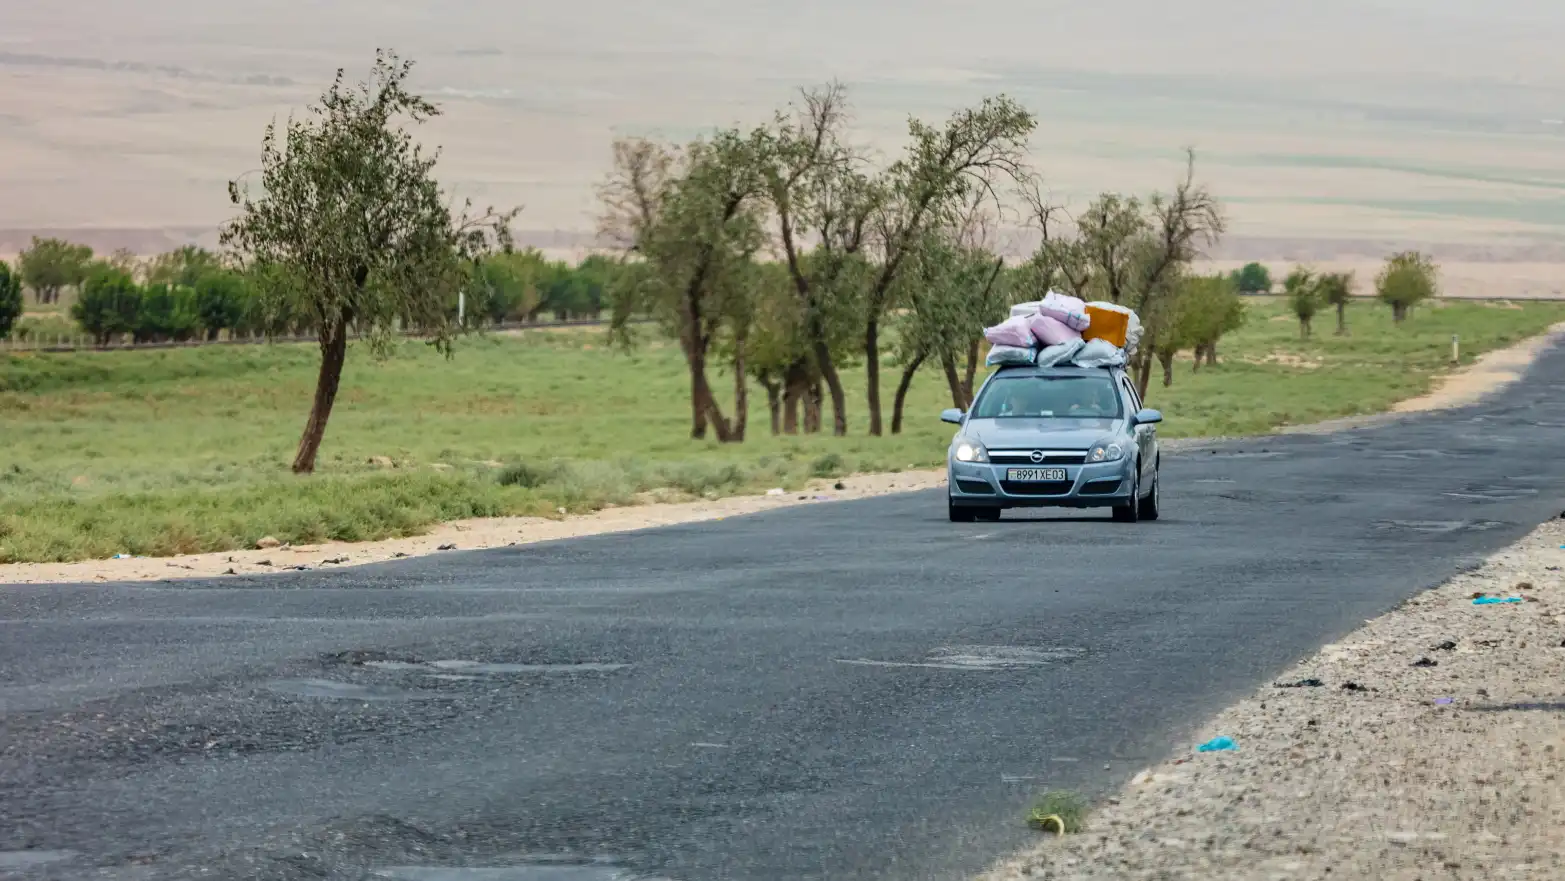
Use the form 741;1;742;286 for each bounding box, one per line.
1039;291;1091;331
1026;312;1081;347
984;315;1036;348
985;344;1038;366
1071;338;1126;368
1035;339;1085;367
1009;300;1042;319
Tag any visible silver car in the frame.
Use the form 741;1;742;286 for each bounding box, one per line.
942;364;1162;523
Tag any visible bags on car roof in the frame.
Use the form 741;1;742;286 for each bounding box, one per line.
985;291;1140;369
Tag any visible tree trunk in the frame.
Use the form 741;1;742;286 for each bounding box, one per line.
729;349;748;443
891;350;927;435
962;337;980;403
291;321;350;474
1134;349;1154;400
1191;343;1205;372
814;339;848;437
1300;318;1310;340
1205;343;1218;367
688;352;710;440
1392;302;1407;323
865;318;884;436
761;371;782;436
782;361;808;435
1335;302;1347;335
941;352;967;410
1159;349;1176;387
804;380;822;434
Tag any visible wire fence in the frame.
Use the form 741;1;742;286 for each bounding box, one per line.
0;317;636;354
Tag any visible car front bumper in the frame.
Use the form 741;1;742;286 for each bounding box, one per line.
947;458;1136;508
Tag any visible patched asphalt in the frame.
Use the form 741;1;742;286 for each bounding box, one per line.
5;344;1565;880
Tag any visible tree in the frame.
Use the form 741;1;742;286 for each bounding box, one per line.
1284;267;1320;339
146;246;224;288
1171;272;1246;379
754;83;876;437
0;260;22;339
1317;271;1355;335
17;237;93;304
862;96;1036;435
71;264;142;346
135;283;202;343
193;270;249;340
600;132;767;442
1229;262;1272;294
221;50;515;474
1376;251;1437;323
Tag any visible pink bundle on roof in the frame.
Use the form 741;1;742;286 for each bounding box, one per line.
1026;312;1082;347
1038;291;1091;332
982;315;1035;348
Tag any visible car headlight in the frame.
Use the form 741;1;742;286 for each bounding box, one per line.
954;439;988;463
1087;440;1126;463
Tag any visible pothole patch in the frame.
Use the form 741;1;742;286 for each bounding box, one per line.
264;679;434;701
1372;519;1508;534
837;644;1086;671
0;850;77;869
372;865;670;881
362;660;630;676
1441;486;1539;502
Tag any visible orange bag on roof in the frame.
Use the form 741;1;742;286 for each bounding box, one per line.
1081;302;1131;348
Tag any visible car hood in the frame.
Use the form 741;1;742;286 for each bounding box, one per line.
959;418;1122;449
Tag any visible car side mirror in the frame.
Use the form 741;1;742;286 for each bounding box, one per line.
1132;408;1163;425
940;408;965;425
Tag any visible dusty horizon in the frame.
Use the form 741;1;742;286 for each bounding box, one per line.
4;0;1563;267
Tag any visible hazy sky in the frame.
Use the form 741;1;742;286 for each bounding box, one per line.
3;1;1563;246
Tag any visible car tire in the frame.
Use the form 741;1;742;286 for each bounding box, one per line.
975;507;1002;522
949;500;977;523
1138;464;1160;521
1112;469;1140;523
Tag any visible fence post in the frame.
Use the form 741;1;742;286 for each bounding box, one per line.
1451;334;1460;365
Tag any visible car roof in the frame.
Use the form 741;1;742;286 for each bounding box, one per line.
990;364;1124;378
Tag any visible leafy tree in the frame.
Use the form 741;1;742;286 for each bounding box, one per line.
754;83;878;437
1176;272;1246;373
600;132;767;442
0;259;22;339
1317;271;1355;335
862;95;1036;435
1376;251;1437;323
17;237;93;304
136;283;202;342
1031;153;1224;397
1229;262;1272;294
193;270;249;340
71;264;142;346
146;246;224;288
221;50;515;474
467;250;546;327
1284;267;1320;339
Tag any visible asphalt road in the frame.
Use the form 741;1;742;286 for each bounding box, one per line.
5;345;1565;881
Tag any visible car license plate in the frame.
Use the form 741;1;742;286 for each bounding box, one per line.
1006;467;1067;482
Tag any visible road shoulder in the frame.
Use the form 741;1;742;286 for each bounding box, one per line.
979;518;1565;881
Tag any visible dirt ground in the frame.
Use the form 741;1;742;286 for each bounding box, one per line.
3;323;1559;586
978;517;1565;881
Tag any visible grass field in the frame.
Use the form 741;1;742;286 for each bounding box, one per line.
3;298;1563;563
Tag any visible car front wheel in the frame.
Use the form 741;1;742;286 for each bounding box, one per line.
949;499;977;523
1138;464;1160;521
1112;469;1141;523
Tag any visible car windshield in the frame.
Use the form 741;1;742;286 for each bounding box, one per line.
970;374;1123;419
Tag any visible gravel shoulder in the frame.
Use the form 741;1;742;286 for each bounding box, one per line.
5;323;1560;586
979;518;1565;881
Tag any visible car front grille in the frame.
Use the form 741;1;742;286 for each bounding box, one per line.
989;451;1088;465
1000;480;1074;496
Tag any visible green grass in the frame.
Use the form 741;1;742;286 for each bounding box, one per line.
3;298;1563;563
1028;790;1089;834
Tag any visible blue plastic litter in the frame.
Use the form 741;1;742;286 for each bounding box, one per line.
1197;736;1237;752
1473;596;1522;605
